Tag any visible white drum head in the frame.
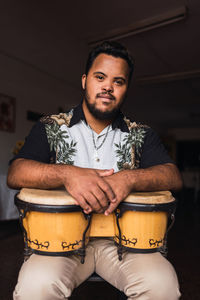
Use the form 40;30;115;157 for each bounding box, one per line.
124;191;174;204
17;188;77;205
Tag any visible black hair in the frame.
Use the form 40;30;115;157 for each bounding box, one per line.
85;41;134;84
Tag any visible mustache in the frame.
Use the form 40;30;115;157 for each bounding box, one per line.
96;92;115;100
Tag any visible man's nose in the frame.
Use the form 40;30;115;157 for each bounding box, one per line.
102;80;114;92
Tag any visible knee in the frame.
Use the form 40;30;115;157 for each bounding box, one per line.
125;265;181;300
13;256;73;300
144;268;180;300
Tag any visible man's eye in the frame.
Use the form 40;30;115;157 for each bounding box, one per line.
96;75;104;80
115;80;123;85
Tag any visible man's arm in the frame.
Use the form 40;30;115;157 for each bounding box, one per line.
7;158;116;213
104;163;183;215
7;158;65;190
124;163;182;192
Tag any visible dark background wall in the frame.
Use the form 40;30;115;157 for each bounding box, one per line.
0;0;200;175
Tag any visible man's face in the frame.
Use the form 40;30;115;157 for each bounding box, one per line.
82;53;130;120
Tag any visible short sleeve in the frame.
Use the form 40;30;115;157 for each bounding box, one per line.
10;121;51;164
140;128;174;168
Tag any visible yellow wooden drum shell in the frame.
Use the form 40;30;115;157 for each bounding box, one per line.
114;210;168;250
114;191;175;252
23;211;88;253
15;189;89;255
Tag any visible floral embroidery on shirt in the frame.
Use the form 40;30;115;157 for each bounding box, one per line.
41;110;77;165
115;118;148;170
40;110;73;126
51;112;73;126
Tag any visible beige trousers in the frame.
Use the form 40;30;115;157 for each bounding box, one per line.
13;239;181;300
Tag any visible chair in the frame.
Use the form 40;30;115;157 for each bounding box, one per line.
87;272;127;299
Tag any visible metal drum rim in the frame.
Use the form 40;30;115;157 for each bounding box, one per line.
118;199;177;212
15;196;83;213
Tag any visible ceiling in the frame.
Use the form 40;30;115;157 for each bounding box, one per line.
0;0;200;132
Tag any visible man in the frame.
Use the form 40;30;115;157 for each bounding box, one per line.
8;41;182;300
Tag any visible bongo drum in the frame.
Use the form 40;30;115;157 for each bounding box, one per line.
114;191;176;259
15;188;91;263
15;189;176;263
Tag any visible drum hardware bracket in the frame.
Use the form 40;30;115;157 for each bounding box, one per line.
82;210;90;220
160;211;176;257
115;206;125;218
79;214;92;264
24;247;33;261
16;204;33;261
115;210;123;261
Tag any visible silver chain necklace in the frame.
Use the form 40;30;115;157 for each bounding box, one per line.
90;125;110;162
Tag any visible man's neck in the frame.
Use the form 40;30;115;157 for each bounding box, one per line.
82;101;112;134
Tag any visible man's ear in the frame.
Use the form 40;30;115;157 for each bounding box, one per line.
82;74;86;89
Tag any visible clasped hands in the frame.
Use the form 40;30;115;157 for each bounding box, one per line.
65;166;132;215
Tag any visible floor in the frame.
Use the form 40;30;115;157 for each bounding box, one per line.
0;189;199;300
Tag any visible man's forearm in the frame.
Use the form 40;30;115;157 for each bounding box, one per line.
121;163;183;192
7;158;118;214
7;158;69;189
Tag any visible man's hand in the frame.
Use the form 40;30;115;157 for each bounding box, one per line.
103;171;132;216
103;163;183;216
64;166;116;214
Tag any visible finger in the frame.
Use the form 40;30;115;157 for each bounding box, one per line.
84;192;104;213
74;194;92;213
98;179;117;203
104;201;119;216
92;188;109;210
84;209;91;214
96;168;114;177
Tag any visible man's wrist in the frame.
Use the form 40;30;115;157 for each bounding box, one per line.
52;164;75;188
119;169;137;191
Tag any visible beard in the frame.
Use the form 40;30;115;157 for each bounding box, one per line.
84;86;126;121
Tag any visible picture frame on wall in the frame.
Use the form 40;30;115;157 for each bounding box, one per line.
0;93;15;132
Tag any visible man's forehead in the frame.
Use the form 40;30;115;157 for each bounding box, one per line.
90;53;129;76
